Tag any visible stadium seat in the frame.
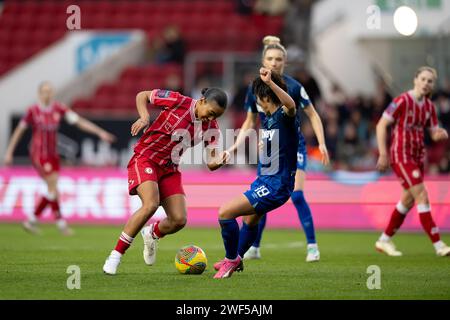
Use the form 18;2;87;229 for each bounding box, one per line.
0;0;285;112
72;98;92;111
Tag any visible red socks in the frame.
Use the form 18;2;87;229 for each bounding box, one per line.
418;204;440;243
50;200;61;219
34;197;50;218
153;221;164;239
384;202;409;237
114;232;134;254
34;195;62;220
113;222;162;256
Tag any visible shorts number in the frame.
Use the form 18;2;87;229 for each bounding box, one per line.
255;186;270;197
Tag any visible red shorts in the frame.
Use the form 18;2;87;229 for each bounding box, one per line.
31;155;60;177
127;154;185;201
391;162;424;189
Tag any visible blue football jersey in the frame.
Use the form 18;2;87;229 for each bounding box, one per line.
245;74;312;121
258;106;299;184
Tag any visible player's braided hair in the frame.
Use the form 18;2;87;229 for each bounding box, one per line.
252;71;287;106
201;87;228;109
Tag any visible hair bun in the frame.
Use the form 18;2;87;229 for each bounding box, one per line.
262;35;281;46
201;88;209;95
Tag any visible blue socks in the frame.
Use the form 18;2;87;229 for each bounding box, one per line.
238;222;259;257
219;219;239;259
252;213;267;248
292;190;316;244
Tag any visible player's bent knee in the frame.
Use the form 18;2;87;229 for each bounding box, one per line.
172;216;187;230
218;206;231;220
140;203;159;218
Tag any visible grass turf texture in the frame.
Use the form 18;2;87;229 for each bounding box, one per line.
0;224;449;300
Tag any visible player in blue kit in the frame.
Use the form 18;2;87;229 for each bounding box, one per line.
229;36;329;263
213;67;298;279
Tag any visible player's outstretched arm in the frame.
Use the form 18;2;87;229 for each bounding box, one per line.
3;123;27;166
376;117;391;172
260;67;296;116
131;91;152;136
303;105;330;166
74;116;116;143
227;111;258;154
206;147;230;171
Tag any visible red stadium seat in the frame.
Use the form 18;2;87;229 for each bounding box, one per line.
0;0;284;102
72;99;93;111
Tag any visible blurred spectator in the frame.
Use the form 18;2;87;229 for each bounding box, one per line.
300;119;316;147
370;80;393;123
254;0;289;15
324;119;338;161
164;73;184;94
336;122;366;170
328;83;347;107
433;86;450;132
235;0;254;15
349;109;369;143
292;66;322;105
191;76;212;100
153;25;186;65
230;71;254;128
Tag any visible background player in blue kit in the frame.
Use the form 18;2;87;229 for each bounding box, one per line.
227;36;330;263
213;67;298;279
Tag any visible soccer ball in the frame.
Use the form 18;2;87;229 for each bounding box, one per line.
174;245;207;274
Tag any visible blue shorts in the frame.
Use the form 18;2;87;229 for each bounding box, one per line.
243;176;293;215
297;142;307;171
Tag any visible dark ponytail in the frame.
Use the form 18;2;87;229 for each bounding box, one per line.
201;87;228;109
252;72;286;106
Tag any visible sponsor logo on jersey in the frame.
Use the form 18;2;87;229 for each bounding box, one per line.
261;129;275;141
300;87;310;101
157;90;171;98
145;167;153;174
387;102;398;114
412;169;420;179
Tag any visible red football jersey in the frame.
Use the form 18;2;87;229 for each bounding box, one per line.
20;102;72;159
134;90;220;166
383;91;439;164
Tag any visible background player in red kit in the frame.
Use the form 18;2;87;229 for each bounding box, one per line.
3;81;116;235
375;67;450;257
103;87;229;275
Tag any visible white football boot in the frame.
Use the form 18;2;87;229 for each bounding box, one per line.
306;244;320;262
56;219;74;236
22;220;41;235
435;242;450;257
375;240;402;256
103;250;122;275
141;224;158;265
243;246;261;260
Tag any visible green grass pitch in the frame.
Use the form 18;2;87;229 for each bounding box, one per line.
0;224;449;300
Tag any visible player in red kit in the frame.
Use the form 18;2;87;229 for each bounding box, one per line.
103;87;229;275
3;81;116;235
375;67;450;257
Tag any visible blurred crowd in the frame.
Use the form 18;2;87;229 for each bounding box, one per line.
229;68;450;174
